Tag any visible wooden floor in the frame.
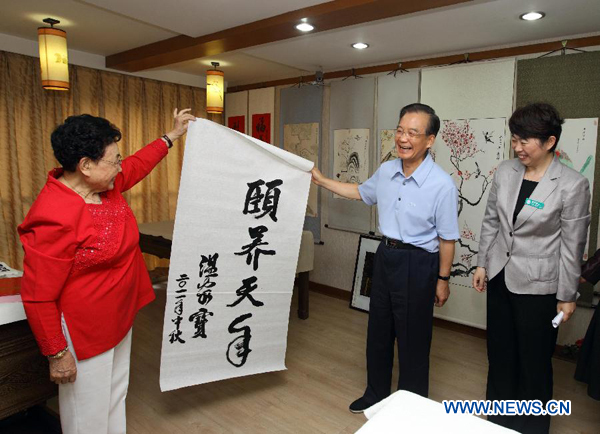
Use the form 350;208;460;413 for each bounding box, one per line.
118;287;600;434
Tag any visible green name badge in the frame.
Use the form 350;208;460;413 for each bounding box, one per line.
525;198;544;209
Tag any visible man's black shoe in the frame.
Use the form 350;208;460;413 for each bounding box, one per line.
349;397;372;414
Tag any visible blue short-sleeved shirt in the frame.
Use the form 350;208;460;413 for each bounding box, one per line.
358;154;459;253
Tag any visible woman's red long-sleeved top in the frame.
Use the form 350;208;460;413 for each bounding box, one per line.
18;139;168;360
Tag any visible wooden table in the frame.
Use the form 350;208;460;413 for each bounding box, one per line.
0;280;57;420
138;222;314;319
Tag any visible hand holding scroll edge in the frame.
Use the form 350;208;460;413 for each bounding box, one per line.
165;108;197;143
311;167;326;186
310;167;361;200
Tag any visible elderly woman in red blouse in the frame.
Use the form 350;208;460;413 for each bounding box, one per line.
18;109;195;434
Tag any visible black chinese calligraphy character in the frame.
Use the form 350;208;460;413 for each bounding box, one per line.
197;275;216;291
226;313;253;367
243;179;283;222
174;298;184;316
199;254;219;278
176;274;190;286
169;316;186;344
243;180;265;215
227;276;264;308
235;225;276;270
189;308;213;339
261;179;283;222
197;277;216;291
175;274;190;292
196;288;213;305
255;117;266;134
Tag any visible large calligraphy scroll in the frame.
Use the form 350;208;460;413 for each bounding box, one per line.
160;119;312;391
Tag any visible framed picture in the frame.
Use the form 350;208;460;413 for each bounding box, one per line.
227;115;245;134
350;235;382;312
251;113;271;143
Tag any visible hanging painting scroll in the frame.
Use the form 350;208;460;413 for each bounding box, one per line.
332;128;370;200
380;129;397;164
283;122;319;217
434;117;506;289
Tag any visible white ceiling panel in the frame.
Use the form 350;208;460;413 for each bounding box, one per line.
0;0;177;55
242;0;600;72
81;0;330;37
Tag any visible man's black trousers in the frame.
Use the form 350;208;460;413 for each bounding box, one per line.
363;241;439;404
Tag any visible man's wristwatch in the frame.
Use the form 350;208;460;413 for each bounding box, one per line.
438;275;450;281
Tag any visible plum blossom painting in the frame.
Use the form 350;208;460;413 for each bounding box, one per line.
434;118;507;288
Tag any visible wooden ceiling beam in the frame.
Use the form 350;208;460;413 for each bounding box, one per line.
105;0;472;72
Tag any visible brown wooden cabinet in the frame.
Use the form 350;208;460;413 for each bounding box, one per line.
0;320;57;420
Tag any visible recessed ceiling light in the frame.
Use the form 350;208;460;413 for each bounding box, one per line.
520;11;545;21
352;42;369;50
296;18;314;32
296;23;314;32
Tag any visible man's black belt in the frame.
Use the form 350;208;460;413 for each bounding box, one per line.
382;236;420;250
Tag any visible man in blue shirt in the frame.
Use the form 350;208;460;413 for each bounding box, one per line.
311;103;459;412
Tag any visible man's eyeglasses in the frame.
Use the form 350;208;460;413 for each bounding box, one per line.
98;155;123;167
396;129;426;140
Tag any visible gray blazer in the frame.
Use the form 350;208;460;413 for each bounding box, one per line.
477;157;591;301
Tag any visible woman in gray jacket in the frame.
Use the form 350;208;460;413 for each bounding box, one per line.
473;103;591;434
